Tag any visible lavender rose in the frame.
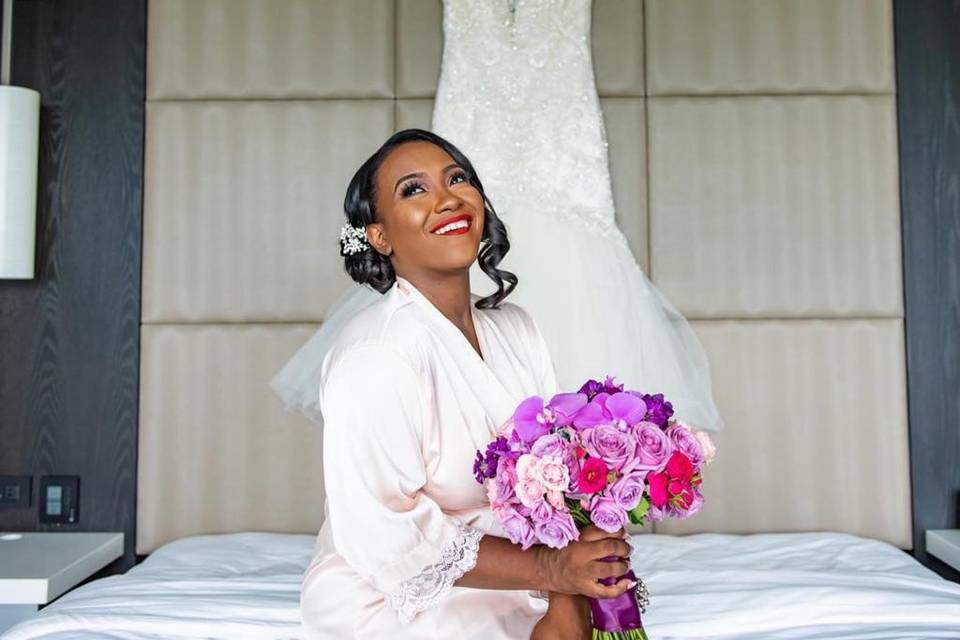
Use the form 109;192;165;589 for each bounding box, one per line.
534;508;579;549
633;421;674;474
588;495;629;533
666;424;705;468
497;504;538;550
582;424;637;472
530;433;566;458
609;471;646;511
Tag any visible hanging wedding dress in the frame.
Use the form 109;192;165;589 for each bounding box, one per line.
270;0;723;433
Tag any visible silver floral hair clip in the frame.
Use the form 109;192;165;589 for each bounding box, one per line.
339;222;370;255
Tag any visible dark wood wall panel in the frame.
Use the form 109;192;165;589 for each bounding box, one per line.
894;1;960;579
0;0;145;573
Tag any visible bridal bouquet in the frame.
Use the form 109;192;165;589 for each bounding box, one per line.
473;376;716;640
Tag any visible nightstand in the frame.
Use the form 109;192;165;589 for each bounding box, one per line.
0;532;123;633
926;530;960;572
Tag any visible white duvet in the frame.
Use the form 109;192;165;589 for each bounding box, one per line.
3;531;958;639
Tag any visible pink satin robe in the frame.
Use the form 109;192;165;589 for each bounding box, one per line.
300;275;557;638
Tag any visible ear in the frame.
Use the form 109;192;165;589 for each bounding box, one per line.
366;223;393;257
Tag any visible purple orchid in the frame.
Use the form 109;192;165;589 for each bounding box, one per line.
572;391;647;431
513;393;588;443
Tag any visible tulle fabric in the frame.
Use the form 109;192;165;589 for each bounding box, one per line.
267;282;381;422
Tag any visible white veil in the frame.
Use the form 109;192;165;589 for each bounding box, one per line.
268;282;382;423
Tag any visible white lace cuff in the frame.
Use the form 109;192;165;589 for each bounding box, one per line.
385;522;483;624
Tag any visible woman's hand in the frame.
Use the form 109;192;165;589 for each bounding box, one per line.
535;525;634;599
530;592;591;640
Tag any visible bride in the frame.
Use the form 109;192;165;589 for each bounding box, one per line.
271;0;723;434
299;129;635;638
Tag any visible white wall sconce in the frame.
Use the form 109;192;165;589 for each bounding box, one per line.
0;0;40;279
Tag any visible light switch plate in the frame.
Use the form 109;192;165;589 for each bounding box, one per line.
38;475;79;525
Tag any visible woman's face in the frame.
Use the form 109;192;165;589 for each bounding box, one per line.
368;141;485;280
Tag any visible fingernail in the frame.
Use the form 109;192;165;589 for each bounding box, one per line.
627;580;638;588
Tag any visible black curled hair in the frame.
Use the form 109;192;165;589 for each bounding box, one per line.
339;128;518;309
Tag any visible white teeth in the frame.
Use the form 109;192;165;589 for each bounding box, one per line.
433;219;470;235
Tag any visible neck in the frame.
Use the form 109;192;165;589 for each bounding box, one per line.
397;269;474;328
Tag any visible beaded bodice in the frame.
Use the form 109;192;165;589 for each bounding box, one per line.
432;0;627;243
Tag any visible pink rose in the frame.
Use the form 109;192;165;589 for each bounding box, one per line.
516;453;537;479
546;490;566;511
514;477;546;508
693;430;716;465
535;455;570;492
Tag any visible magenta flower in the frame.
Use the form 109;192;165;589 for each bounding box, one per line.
577;457;609;494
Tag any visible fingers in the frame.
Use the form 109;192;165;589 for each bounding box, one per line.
590;538;632;560
592;560;630;579
589;577;636;600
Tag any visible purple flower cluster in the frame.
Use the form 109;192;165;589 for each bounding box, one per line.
472;436;512;483
474;375;715;551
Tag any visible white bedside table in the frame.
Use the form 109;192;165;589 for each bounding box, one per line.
926;529;960;572
0;531;124;633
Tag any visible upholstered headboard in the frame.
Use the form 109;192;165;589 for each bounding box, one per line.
137;0;910;554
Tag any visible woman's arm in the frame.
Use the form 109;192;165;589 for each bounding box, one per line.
454;525;635;599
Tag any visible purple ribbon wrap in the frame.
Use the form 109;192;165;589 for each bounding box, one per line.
589;559;644;632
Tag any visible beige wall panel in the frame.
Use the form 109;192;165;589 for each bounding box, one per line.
396;98;434;130
653;319;912;549
591;0;646;96
648;96;902;318
601;97;648;270
396;0;443;98
396;0;644;98
646;0;895;95
147;0;394;100
142;100;393;323
137;324;324;554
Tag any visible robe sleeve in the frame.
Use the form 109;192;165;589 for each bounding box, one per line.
320;345;483;624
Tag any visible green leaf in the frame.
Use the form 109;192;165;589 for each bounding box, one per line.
628;496;650;525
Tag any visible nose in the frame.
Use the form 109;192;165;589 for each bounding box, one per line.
435;184;464;213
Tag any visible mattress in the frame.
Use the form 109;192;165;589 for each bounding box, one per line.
3;531;958;639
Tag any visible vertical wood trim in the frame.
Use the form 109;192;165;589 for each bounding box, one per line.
0;0;145;573
894;0;960;579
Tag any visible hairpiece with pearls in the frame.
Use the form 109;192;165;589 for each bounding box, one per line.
339;222;370;255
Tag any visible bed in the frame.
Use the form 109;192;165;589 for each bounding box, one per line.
3;531;958;639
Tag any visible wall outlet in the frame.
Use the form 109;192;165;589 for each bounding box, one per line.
0;475;32;509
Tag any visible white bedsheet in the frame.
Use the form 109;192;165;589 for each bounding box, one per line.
2;531;958;639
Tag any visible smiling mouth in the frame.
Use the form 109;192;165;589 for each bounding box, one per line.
431;214;473;236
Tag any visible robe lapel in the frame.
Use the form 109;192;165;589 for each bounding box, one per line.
393;277;519;433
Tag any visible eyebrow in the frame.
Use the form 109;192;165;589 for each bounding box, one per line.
394;163;462;193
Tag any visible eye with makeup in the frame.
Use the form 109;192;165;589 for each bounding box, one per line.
400;169;470;198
